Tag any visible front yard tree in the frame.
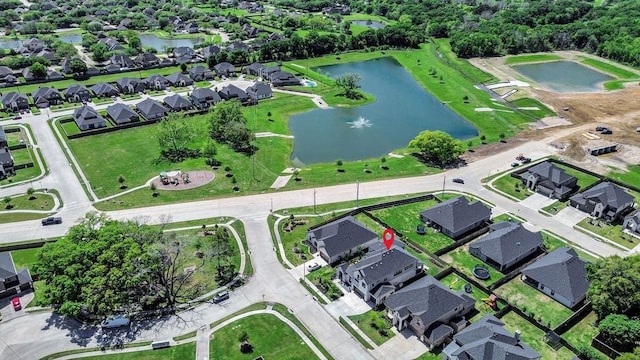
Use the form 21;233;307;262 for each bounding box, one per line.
69;59;87;75
587;255;640;319
335;72;362;99
29;61;47;79
408;130;464;167
156;113;198;162
211;226;234;282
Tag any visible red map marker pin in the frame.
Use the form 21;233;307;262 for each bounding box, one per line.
383;229;395;250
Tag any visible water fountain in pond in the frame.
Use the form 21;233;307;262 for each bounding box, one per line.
347;116;372;128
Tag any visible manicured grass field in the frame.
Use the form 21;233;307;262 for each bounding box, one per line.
504;54;563;65
500;311;576;359
562;311;599;350
348;310;395;346
554;164;600;190
492;174;530;200
3;192;55;211
541;200;568;215
209;314;319;360
79;342;196;360
608;164;640;186
576;218;638;249
442;246;505;286
578;57;639;79
494;278;574;328
510;98;556;119
271;304;334;360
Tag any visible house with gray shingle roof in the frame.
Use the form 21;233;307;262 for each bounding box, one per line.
268;69;301;87
134;52;160;68
33;87;62;108
420;196;491;240
443;314;541;360
521;161;578;200
521;247;589;308
307;216;379;264
384;276;475;349
116;78;147;94
200;45;221;59
166;72;194;87
106;103;139;125
337;245;424;305
214;62;236;77
243;62;265;76
163;94;192;112
246;82;272;100
47;69;64;80
91;82;119;98
145;74;170;90
63;84;92;103
0;252;33;299
218;84;251;103
0;126;7;148
1;92;30;111
469;222;543;272
624;211;640;235
135;98;168;120
73;105;106;131
569;182;635;222
189;65;213;81
189;87;221;109
0;66;14;80
0;148;14;179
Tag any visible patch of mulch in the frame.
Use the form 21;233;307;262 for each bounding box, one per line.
151;171;215;191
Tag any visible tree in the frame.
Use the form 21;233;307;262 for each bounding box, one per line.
3;196;12;209
202;139;217;159
335;73;362;99
29;62;47;79
89;42;109;62
587;255;640;319
27;187;36;200
598;314;640;350
211;226;234;282
208;100;253;154
180;63;187;72
156;113;199;162
69;59;87;75
408;130;464;166
117;175;126;189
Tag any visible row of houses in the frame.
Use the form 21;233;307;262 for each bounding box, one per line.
0;126;15;180
71;82;273;131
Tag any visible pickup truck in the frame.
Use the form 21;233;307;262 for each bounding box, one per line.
41;217;62;226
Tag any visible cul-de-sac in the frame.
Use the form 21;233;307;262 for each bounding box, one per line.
0;0;639;359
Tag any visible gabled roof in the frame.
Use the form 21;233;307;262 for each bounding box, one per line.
0;66;13;77
106;103;138;124
309;216;378;258
524;161;575;186
165;72;193;85
0;252;18;280
345;245;418;285
73;105;104;127
189;65;210;77
420;196;491;234
136;98;168;116
173;46;195;57
1;92;28;105
0;126;6;144
570;182;634;209
33;87;61;100
91;82;118;96
447;314;540;360
470;222;542;267
63;84;89;96
625;211;640;224
247;82;272;97
191;87;221;102
163;94;192;109
521;247;589;306
200;45;221;58
385;276;474;327
219;84;248;99
116;77;147;89
146;74;169;84
214;62;235;72
244;62;265;73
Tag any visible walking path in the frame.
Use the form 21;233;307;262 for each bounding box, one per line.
273;89;331;109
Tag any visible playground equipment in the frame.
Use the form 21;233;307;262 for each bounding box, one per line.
472;265;491;280
482;294;498;310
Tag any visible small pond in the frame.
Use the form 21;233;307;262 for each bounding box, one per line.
58;33;83;44
512;61;614;92
139;34;204;52
289;57;477;165
350;20;386;30
0;38;23;49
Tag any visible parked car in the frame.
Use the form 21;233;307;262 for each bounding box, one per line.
452;178;464;184
307;263;321;272
13;116;21;120
101;315;130;329
511;162;520;167
213;291;229;303
41;217;62;226
521;157;532;164
11;297;21;311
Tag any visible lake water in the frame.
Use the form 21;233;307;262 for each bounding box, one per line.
139;34;204;52
0;38;23;49
513;61;614;92
350;20;386;29
289;57;477;165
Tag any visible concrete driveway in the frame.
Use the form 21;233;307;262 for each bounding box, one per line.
518;193;556;211
556;206;589;226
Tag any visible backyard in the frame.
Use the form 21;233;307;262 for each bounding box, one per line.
209;313;319;360
348;309;395;346
439;273;504;320
500;311;576;359
441;246;505;286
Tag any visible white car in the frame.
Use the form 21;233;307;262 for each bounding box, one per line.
101;315;130;329
307;263;320;272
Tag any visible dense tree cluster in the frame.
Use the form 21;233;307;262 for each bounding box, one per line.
586;255;640;319
408;130;464;167
208;100;254;155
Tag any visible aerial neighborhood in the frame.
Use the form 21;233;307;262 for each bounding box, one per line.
0;0;639;359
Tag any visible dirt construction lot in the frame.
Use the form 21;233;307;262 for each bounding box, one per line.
468;51;640;174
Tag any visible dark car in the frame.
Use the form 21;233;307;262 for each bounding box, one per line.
452;178;464;184
41;217;62;226
213;291;229;303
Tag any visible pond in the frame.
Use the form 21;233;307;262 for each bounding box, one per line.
512;61;614;92
350;20;386;30
289;57;477;165
0;38;23;49
58;33;83;44
139;34;204;52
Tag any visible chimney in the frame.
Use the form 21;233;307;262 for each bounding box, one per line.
515;330;521;343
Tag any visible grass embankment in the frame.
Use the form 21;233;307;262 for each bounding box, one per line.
578;56;640;90
509;98;556;119
608;164;640;186
504;54;563;65
209;313;320;360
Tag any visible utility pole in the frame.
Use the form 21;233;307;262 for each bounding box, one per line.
356;180;360;208
313;189;317;214
442;175;446;195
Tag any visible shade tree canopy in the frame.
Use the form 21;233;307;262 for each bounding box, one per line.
408;130;464;167
586;255;640;319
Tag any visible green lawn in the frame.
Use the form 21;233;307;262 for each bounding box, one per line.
541;230;600;263
541;200;568;216
492;174;530;200
608;164;640;186
439;273;504;320
510;98;556;119
500;311;576;359
2;193;55;211
554;164;600;190
369;199;454;253
442;246;505;286
504;54;563;65
494;278;574;328
405;246;444;276
75;342;196;360
0;147;42;186
339;316;374;350
578;57;639;79
348;310;395;346
306;266;343;301
0;212;54;223
562;311;599;350
271;304;334;360
10;247;40;269
492;213;524;223
209;313;319;360
576;218;638;250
